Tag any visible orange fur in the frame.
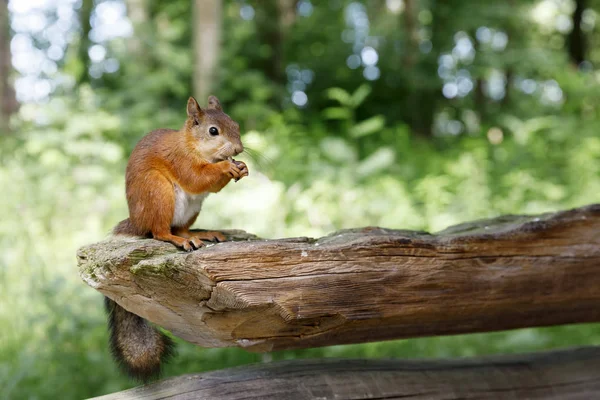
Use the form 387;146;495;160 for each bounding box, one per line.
114;96;248;251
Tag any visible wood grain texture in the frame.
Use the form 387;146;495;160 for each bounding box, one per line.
78;204;600;352
91;346;600;399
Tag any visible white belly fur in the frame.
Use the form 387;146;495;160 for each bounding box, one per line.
172;184;209;227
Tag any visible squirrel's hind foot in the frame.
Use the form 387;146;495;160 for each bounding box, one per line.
153;233;204;252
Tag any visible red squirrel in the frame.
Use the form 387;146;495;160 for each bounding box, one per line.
106;95;248;382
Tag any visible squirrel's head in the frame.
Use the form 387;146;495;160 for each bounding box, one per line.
185;96;244;163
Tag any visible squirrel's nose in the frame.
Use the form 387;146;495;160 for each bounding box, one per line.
234;144;244;155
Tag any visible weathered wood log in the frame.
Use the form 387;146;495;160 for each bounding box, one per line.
92;346;600;399
78;204;600;352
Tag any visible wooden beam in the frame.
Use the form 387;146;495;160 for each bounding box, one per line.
91;346;600;399
78;204;600;352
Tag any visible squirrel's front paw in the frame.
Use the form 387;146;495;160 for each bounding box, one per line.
232;160;249;182
222;159;248;181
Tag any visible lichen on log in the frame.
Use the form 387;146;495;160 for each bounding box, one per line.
78;204;600;352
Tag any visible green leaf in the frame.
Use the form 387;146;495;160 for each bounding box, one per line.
356;147;396;177
325;87;352;106
349;115;385;138
322;107;352;120
501;115;560;145
319;137;357;163
351;84;372;108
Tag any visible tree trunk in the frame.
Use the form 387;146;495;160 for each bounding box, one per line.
409;0;449;137
255;1;282;84
278;0;297;31
568;0;586;65
254;0;296;105
502;0;517;107
77;0;93;84
193;0;222;103
0;0;16;133
402;0;419;68
124;0;148;56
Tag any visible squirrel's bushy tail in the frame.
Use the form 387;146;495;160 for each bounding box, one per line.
113;218;150;237
104;297;175;382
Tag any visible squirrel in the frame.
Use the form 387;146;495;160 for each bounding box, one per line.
105;95;248;382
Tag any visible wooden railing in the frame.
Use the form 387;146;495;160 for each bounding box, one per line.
91;347;600;400
78;204;600;399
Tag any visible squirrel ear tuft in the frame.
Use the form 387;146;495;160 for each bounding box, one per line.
207;95;222;111
187;97;203;120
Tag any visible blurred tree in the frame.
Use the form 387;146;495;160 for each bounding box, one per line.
402;0;419;68
254;0;297;104
76;0;93;84
369;0;455;137
124;0;148;56
568;0;587;65
194;0;222;101
0;0;16;133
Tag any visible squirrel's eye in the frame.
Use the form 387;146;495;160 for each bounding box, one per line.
209;127;219;136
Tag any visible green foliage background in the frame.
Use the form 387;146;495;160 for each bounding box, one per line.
1;0;600;398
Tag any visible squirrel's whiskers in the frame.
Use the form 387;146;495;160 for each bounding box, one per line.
240;147;275;171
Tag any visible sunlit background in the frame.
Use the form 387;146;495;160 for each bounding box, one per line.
1;0;599;398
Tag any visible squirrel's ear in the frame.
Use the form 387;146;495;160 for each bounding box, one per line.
186;97;203;121
207;95;222;111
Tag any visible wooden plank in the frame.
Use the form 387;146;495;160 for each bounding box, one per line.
91;346;600;399
77;204;600;351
